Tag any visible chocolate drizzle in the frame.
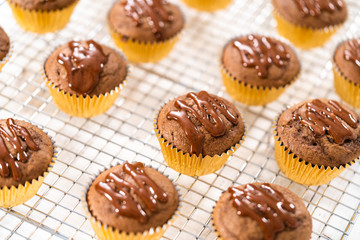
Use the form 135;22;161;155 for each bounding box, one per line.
293;99;358;144
293;0;343;17
0;119;39;181
167;91;238;156
122;0;173;40
95;162;168;223
344;38;360;68
229;184;299;240
57;40;108;94
232;35;290;78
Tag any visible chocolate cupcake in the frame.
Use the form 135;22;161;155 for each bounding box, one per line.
108;0;185;62
272;0;348;49
0;27;11;72
221;34;300;106
0;118;55;207
44;40;128;118
213;183;312;240
333;37;360;108
155;91;245;176
7;0;78;33
84;162;179;239
274;99;360;185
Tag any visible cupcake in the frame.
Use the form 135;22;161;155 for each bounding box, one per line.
274;99;360;185
272;0;348;49
213;183;312;240
221;34;300;106
7;0;78;33
182;0;232;12
108;0;185;63
0;118;55;208
44;40;128;118
154;91;245;176
333;37;360;108
84;162;179;240
0;27;11;72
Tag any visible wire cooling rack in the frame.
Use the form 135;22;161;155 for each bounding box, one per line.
0;0;360;239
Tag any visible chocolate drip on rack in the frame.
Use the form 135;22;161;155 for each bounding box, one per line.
344;38;360;68
0;118;39;181
232;35;290;78
167;91;238;155
57;40;108;94
293;99;358;144
123;0;173;40
229;184;299;240
95;162;168;223
293;0;343;17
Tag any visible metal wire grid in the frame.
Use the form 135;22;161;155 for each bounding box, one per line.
0;0;359;239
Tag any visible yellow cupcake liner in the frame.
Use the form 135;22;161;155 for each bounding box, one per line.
108;22;181;63
82;163;181;240
273;10;341;49
0;133;57;208
182;0;232;11
273;120;358;185
333;63;360;109
7;0;78;34
154;109;246;176
221;65;296;106
44;78;126;118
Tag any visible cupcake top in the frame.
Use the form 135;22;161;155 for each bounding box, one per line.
222;34;300;88
0;118;53;188
44;40;127;96
277;98;360;167
157;91;245;156
272;0;347;28
213;182;312;240
87;162;179;233
108;0;184;42
9;0;77;11
334;37;360;85
0;27;10;61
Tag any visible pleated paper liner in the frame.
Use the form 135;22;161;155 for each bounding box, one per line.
182;0;232;11
44;78;126;118
0;128;57;208
0;39;12;72
7;0;78;34
333;61;360;109
221;65;297;106
154;108;246;176
273;10;342;49
273;116;358;186
82;163;181;240
108;22;181;63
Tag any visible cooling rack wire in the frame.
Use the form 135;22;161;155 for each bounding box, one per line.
0;0;360;239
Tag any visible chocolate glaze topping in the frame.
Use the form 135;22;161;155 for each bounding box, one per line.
293;0;343;17
122;0;173;40
233;35;290;78
167;91;238;156
293;99;358;144
229;184;299;240
57;40;108;94
95;162;168;223
344;38;360;68
0;119;39;181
